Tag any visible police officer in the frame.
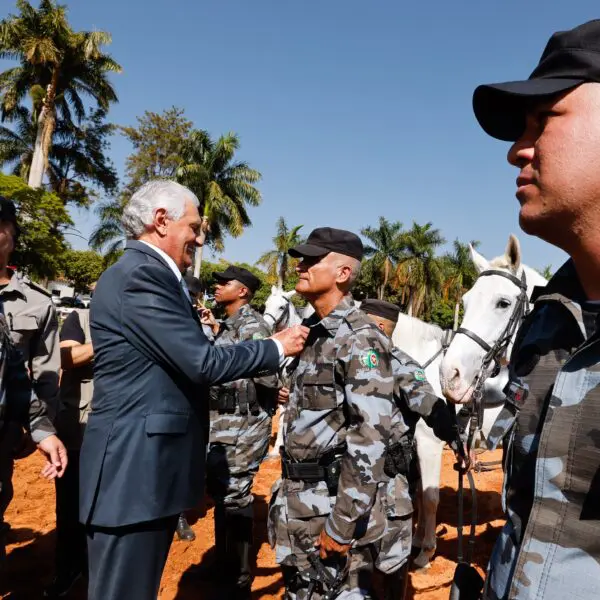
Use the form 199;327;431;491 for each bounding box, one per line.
0;298;67;565
199;265;279;598
471;19;600;600
268;228;396;599
360;299;464;600
0;196;60;547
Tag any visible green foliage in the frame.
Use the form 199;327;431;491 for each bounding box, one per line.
429;298;462;330
0;172;72;279
61;249;104;292
538;264;553;280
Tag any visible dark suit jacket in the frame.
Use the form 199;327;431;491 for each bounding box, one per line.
79;241;279;527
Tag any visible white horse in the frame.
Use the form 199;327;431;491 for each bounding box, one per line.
391;312;508;568
440;234;547;405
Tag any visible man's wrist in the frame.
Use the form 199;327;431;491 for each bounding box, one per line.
272;338;285;366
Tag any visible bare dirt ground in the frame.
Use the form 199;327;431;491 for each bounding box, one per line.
2;443;503;599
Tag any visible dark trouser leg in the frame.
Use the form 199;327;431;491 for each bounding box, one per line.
383;561;409;600
86;515;178;600
55;449;87;577
226;504;254;597
0;423;18;566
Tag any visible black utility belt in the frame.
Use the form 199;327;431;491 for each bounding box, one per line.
280;446;345;492
208;387;261;416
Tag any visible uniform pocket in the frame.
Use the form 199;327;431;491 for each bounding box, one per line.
145;413;189;435
298;366;337;410
9;314;37;347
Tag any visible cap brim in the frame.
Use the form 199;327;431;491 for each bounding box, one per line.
473;78;584;141
212;271;234;281
288;244;331;258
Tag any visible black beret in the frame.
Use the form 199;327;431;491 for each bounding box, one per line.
213;265;261;293
361;299;401;323
289;227;363;261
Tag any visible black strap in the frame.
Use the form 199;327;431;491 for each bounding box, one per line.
455;327;492;353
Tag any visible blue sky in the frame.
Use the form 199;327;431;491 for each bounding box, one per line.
7;0;600;272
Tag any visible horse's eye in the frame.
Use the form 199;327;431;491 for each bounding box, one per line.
496;299;511;309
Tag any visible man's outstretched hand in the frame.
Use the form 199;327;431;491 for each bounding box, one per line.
270;325;309;357
37;434;68;480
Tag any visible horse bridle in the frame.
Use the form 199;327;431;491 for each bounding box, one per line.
264;296;292;331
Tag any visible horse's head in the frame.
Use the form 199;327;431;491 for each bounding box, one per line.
263;285;296;331
440;234;533;404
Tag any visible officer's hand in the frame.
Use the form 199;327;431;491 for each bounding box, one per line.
278;387;290;404
270;325;309;357
315;529;351;559
37;435;68;479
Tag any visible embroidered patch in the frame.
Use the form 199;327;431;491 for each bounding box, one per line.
252;332;265;340
361;349;380;369
414;369;426;382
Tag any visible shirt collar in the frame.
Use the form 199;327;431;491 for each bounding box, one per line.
137;241;183;282
0;269;26;299
306;295;355;334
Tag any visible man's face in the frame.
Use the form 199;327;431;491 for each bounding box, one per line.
0;221;16;267
507;83;600;245
162;199;202;271
214;279;245;305
295;253;343;297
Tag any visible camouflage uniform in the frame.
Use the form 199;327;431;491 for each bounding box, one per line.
268;296;396;599
375;346;462;577
205;303;279;590
0;309;55;561
0;271;59;534
484;260;600;600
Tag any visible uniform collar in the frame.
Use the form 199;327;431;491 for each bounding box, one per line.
307;295;355;334
531;259;585;304
223;303;253;329
0;269;27;300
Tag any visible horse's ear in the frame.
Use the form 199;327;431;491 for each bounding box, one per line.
504;234;521;273
469;244;489;274
283;290;296;300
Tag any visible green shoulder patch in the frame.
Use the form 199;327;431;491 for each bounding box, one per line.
252;332;265;340
414;369;427;382
360;349;380;369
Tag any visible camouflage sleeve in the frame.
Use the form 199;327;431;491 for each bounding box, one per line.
29;302;60;416
324;331;395;544
5;342;55;443
393;353;462;447
239;318;279;390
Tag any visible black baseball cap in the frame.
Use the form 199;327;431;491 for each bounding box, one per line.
0;196;20;240
473;19;600;141
213;265;261;293
289;227;363;261
361;299;401;323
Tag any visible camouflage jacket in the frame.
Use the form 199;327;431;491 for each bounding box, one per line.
211;304;278;416
283;295;396;544
484;260;600;600
0;311;55;443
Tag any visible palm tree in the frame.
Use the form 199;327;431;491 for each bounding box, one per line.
175;129;262;278
0;104;117;206
538;264;553;280
361;217;404;300
442;239;480;330
0;0;121;188
89;194;127;266
256;217;304;288
395;222;445;318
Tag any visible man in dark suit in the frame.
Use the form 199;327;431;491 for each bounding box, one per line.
79;179;308;600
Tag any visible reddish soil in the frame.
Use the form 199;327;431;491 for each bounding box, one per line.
2;442;503;599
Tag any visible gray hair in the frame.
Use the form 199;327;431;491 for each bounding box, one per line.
121;180;200;239
330;253;361;291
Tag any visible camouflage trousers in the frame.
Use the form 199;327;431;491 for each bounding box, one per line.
206;408;272;509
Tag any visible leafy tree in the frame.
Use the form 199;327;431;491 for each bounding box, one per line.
395;222;445;319
538;264;553;280
428;298;461;330
0;104;117;206
176;129;262;277
361;217;405;300
0;172;71;279
90;107;193;261
256;217;304;288
61;249;104;292
0;0;121;188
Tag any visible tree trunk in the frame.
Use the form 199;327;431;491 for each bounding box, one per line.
407;291;414;317
453;301;460;331
193;216;209;279
28;72;59;189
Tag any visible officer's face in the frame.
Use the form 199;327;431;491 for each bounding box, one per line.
507;83;600;249
214;279;246;304
0;221;15;266
162;199;202;272
295;253;347;297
